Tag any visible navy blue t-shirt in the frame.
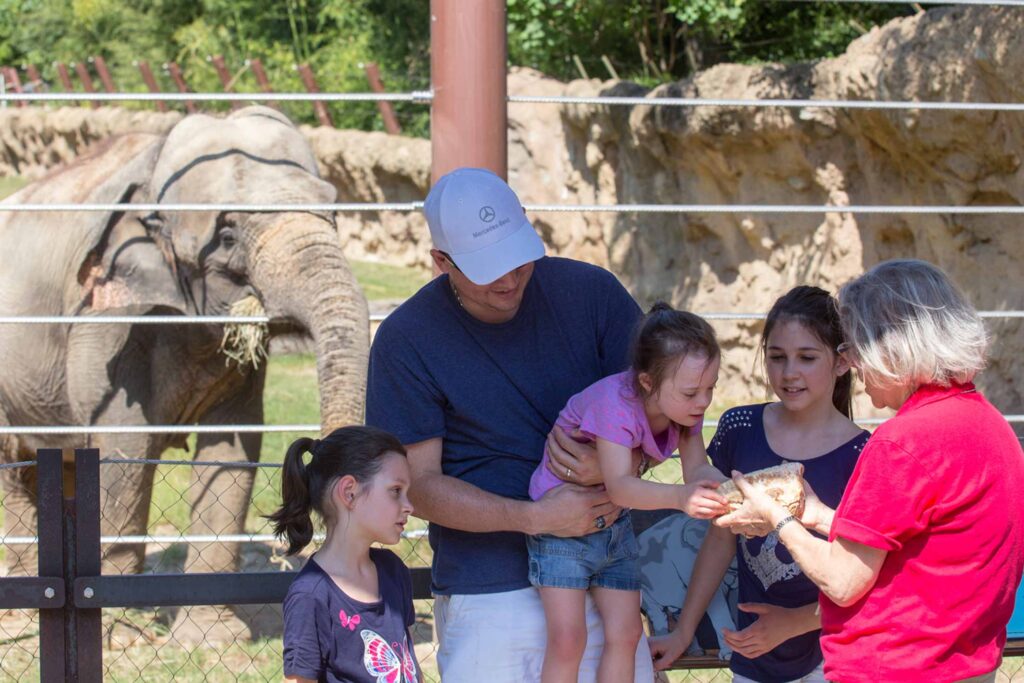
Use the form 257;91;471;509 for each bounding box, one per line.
708;404;868;683
282;549;419;683
366;256;641;595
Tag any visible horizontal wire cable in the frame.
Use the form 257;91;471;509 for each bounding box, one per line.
100;458;282;468
0;424;320;435
0;315;271;325
3;415;1022;436
508;94;1024;111
804;0;1024;5
523;203;1024;214
4;202;1024;214
0;528;430;546
0;460;36;470
0;202;422;213
2;311;1021;326
0;91;434;104
96;529;429;545
5;91;1024;111
0;536;37;545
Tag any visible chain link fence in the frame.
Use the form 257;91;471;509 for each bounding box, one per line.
0;460;41;680
68;455;738;681
2;449;1022;680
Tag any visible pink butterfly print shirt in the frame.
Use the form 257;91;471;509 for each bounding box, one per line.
282;548;420;682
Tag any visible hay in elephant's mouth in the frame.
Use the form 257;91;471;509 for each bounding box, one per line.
220;296;269;370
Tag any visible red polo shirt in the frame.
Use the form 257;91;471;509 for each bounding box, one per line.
821;383;1024;682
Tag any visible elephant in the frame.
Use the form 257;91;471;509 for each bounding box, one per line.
0;106;368;636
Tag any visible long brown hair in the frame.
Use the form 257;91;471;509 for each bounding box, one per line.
761;286;852;418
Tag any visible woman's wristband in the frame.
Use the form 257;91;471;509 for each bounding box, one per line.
774;515;798;534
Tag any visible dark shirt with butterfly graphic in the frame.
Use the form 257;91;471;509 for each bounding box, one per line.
283;548;419;683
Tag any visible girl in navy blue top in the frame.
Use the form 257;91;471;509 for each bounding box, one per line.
649;287;869;683
268;426;421;683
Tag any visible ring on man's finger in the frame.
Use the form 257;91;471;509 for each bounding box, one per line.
566;467;572;479
594;515;606;530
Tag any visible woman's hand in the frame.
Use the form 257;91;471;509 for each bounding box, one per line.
713;470;790;535
798;479;835;535
721;603;812;659
648;630;690;671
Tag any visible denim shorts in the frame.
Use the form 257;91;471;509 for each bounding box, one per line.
526;514;640;591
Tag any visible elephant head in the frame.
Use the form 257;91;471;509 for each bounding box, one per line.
76;106;367;430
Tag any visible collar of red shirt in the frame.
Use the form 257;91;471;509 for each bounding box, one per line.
896;381;977;416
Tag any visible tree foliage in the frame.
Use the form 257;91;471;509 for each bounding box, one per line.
0;0;910;135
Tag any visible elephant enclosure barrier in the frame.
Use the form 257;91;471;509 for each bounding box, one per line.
1;448;1023;682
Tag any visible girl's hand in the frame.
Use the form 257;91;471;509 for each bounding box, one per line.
721;603;803;659
713;471;789;533
648;630;689;671
677;480;729;519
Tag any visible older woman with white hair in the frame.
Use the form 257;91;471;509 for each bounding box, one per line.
717;259;1024;683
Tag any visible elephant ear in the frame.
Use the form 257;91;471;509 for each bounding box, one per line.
75;142;188;315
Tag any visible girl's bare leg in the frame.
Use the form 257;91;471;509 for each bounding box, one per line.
591;587;642;683
538;586;588;683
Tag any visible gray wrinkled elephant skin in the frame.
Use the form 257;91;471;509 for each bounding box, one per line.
0;107;368;602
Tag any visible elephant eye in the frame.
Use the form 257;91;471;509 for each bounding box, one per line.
219;226;238;249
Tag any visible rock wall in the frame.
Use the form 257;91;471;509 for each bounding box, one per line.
0;4;1020;417
506;4;1023;418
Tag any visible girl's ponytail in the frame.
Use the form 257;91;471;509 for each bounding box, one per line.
267;426;407;555
268;437;317;555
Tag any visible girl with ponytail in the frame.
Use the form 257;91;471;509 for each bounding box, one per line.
650;286;868;683
270;425;421;683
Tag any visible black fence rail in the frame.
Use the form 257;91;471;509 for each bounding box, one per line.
1;448;1021;682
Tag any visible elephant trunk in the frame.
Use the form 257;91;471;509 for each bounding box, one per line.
248;214;368;430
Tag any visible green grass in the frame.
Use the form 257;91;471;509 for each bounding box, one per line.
350;259;428;301
0;176;28;200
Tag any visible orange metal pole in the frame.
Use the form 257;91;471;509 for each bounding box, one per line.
430;0;507;183
365;62;401;135
91;56;117;93
2;67;25;107
72;62;99;109
165;62;196;113
210;54;241;110
296;63;333;128
136;60;167;113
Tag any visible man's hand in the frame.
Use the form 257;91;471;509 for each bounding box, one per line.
546;426;625;486
528;482;621;537
721;602;812;659
648;630;690;671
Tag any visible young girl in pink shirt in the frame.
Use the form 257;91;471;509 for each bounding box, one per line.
527;303;730;683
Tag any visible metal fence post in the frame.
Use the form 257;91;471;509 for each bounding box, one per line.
430;0;508;182
71;448;102;682
37;449;66;683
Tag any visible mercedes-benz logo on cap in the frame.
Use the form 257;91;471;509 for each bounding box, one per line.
479;206;496;222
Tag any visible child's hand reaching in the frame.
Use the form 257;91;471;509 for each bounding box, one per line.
676;480;729;519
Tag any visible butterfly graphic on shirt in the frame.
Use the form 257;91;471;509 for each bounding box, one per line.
339;609;361;630
361;629;417;683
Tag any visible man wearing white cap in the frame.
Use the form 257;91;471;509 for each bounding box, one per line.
366;168;653;681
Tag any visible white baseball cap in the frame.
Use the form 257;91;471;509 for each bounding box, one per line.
424;168;545;285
